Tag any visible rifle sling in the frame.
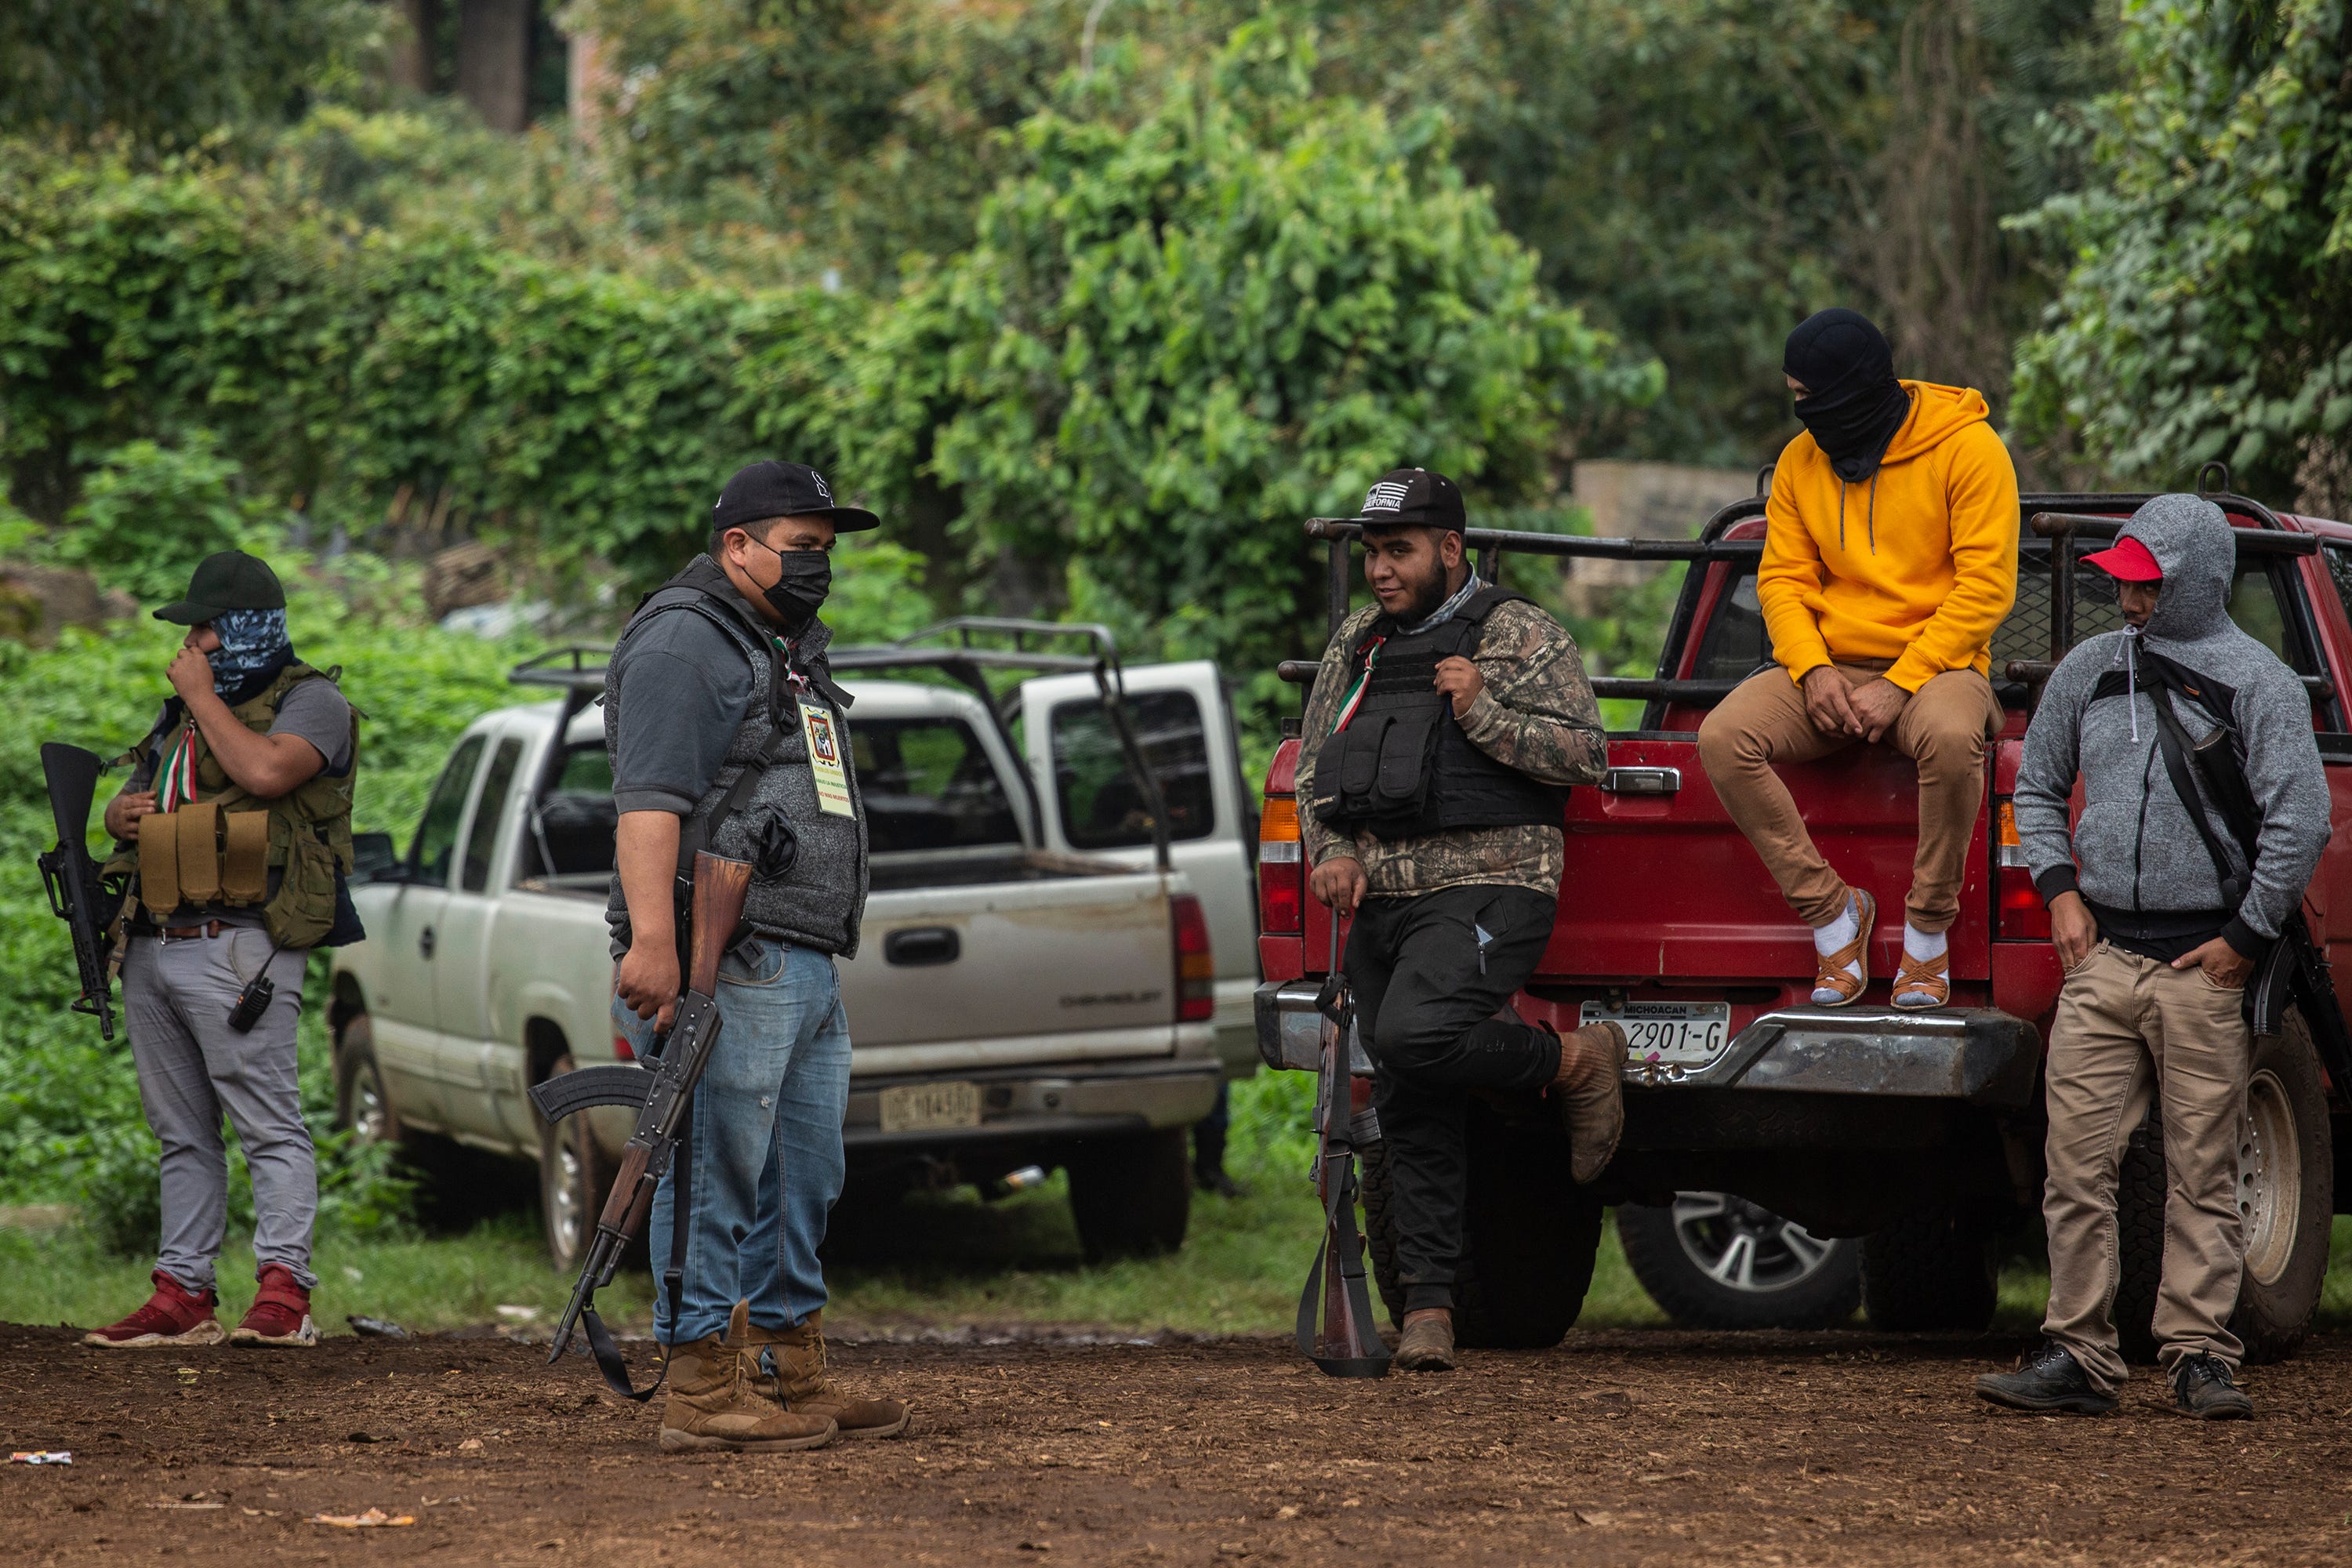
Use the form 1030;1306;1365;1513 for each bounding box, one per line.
2144;683;2246;911
568;1112;694;1406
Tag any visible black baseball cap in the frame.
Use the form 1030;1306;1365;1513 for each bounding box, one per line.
713;460;879;535
153;550;285;624
1345;467;1466;533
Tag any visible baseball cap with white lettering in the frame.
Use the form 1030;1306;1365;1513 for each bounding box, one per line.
1344;467;1466;533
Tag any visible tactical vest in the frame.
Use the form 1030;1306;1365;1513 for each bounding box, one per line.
603;561;869;958
1308;587;1568;841
103;662;359;949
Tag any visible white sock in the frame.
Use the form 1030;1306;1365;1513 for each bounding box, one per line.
1902;924;1947;964
1813;894;1860;954
1811;893;1863;1003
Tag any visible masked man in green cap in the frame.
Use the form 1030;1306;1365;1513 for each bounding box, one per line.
82;550;362;1350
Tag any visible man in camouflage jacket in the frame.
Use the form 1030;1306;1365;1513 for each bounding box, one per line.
1296;468;1621;1371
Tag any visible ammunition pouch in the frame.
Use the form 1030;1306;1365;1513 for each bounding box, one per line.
136;804;272;922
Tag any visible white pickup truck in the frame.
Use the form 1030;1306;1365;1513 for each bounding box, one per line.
328;628;1260;1270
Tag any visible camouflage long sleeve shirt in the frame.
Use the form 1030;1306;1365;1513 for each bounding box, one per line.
1294;600;1609;898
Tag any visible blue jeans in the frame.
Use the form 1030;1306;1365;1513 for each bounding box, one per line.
612;939;851;1345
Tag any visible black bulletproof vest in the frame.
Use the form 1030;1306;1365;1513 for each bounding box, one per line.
1308;586;1568;841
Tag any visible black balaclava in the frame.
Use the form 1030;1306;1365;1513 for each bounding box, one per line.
1784;308;1912;483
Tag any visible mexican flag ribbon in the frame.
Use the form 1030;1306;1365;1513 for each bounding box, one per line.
158;725;200;813
1330;637;1385;732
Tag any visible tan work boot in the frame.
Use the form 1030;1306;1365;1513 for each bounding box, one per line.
1552;1019;1628;1184
1394;1308;1456;1372
745;1309;911;1439
659;1302;837;1454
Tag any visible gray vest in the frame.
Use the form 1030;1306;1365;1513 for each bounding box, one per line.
604;562;869;958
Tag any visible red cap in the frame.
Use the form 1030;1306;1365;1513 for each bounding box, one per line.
2082;535;2162;583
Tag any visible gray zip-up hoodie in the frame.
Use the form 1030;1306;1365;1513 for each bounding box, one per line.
2015;493;2329;956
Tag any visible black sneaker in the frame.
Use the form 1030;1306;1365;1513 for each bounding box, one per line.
1973;1341;2118;1415
2169;1353;2253;1420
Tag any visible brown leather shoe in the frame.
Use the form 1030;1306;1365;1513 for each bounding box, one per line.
745;1308;910;1439
1552;1019;1628;1183
1394;1308;1456;1371
659;1302;837;1454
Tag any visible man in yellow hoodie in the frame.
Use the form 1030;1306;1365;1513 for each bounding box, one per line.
1697;308;2018;1011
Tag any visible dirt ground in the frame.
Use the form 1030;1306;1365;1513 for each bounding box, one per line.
5;1321;2350;1566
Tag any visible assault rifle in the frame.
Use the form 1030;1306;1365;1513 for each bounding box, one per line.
2144;673;2352;1094
529;850;753;1399
38;743;119;1042
1295;922;1391;1377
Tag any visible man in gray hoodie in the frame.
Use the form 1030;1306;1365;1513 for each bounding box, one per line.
1975;493;2328;1420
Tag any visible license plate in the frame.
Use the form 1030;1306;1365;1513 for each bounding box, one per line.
879;1080;982;1134
1579;1001;1732;1069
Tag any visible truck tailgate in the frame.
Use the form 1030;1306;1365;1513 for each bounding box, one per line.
1553;735;1991;985
840;857;1179;1074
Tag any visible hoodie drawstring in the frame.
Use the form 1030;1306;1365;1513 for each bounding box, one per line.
1835;474;1883;555
2124;624;2141;742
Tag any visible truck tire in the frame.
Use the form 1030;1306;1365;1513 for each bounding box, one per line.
1361;1095;1603;1350
1065;1127;1191;1261
1618;1193;1861;1330
1860;1204;1998;1331
535;1054;617;1275
2115;1011;2334;1366
332;1013;397;1145
332;1011;499;1219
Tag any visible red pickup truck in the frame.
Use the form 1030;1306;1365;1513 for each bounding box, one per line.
1255;485;2350;1359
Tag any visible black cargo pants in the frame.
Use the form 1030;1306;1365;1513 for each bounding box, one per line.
1345;884;1561;1315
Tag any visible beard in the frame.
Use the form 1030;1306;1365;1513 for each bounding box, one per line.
1398;556;1454;624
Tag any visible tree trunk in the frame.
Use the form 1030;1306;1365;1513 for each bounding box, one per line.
457;0;532;133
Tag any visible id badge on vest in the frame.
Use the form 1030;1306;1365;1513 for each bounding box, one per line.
799;700;856;818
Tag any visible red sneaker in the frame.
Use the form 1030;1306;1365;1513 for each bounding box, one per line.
83;1270;223;1348
230;1264;318;1347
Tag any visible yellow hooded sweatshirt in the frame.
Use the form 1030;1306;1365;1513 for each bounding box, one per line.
1757;380;2019;694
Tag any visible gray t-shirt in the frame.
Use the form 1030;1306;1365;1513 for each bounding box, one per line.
607;603;760;816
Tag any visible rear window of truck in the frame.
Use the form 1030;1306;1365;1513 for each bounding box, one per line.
1050;691;1216;849
853;717;1022;855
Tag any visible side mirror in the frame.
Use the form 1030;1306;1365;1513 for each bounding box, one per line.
351;832;408;884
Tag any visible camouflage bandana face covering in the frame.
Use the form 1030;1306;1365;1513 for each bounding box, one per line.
205;607;292;695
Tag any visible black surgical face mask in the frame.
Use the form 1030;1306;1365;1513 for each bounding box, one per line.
749;536;832;630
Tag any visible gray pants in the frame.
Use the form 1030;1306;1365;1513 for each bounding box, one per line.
122;929;317;1292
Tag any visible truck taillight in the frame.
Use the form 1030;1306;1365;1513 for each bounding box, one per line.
1994;799;2050;941
1258;794;1303;935
613;1033;636;1062
1172;893;1215;1023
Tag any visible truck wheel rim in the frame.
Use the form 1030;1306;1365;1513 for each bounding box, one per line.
2239;1068;2299;1287
549;1135;585;1263
352;1062;389;1143
1669;1192;1842;1294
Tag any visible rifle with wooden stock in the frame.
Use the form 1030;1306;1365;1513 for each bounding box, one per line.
532;850;753;1399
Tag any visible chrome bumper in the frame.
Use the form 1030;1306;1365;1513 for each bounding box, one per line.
1254;982;2040;1108
1635;1006;2040;1106
1255;979;1374;1073
840;1058;1221;1150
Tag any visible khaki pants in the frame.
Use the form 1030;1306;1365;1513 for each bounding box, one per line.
1696;661;2000;931
2041;942;2250;1392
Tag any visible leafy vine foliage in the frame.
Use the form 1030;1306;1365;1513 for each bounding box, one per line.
2013;0;2352;503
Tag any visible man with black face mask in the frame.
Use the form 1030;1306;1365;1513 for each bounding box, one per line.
1295;468;1613;1372
605;460;907;1453
1698;308;2020;1014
